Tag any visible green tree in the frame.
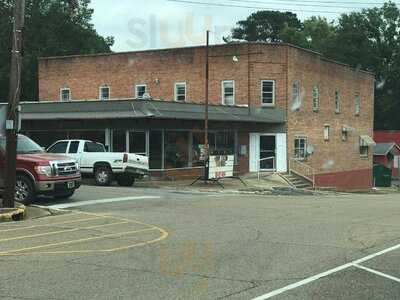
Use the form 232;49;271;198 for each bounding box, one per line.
224;10;302;42
0;0;113;102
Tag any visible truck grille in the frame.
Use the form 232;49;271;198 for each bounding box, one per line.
53;161;78;176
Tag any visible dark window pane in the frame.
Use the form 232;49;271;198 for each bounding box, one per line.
84;142;105;153
129;132;146;155
149;131;162;169
112;130;126;152
48;142;68;154
68;141;80;153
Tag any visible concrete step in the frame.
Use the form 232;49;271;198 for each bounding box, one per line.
280;173;313;189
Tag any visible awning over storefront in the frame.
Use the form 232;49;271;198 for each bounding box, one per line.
360;135;376;146
20;99;286;124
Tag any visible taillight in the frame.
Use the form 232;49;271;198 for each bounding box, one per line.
123;153;128;163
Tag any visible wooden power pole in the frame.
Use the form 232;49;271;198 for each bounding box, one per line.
3;0;25;208
204;30;210;183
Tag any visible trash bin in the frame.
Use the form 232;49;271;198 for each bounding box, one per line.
373;164;392;187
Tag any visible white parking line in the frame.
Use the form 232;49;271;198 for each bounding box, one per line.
46;196;161;209
353;264;400;283
252;243;400;300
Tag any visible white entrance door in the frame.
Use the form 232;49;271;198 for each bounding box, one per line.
249;133;287;173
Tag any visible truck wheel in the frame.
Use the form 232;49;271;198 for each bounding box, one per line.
94;166;113;186
117;175;135;187
15;175;34;205
54;191;75;200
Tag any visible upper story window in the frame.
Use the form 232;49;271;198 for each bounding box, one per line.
174;82;187;102
99;86;110;100
60;88;70;102
312;85;319;112
292;80;301;111
261;80;275;106
334;89;341;113
355;93;361;116
324;125;330;141
222;80;235;105
294;136;307;160
135;84;148;99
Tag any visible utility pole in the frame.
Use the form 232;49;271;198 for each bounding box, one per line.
3;0;25;208
204;30;210;183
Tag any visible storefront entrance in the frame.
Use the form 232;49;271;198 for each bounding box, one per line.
249;133;287;173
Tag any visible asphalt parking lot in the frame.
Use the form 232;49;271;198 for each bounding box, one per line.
0;185;399;299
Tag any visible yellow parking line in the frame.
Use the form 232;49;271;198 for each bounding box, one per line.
0;216;104;233
0;221;129;243
0;227;158;256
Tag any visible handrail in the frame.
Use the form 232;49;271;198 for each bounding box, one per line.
258;156;275;181
289;158;316;188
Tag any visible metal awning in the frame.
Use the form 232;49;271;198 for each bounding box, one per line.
20;99;286;124
360;135;376;146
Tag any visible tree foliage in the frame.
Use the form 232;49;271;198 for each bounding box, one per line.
0;0;114;102
225;3;400;129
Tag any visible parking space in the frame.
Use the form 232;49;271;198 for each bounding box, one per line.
0;211;168;256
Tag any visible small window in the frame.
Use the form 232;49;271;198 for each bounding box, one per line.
48;141;68;154
294;136;307;160
335;89;341;113
261;80;275;106
68;141;80;154
355;93;361;116
84;142;106;153
292;80;301;111
99;86;110;100
324;125;330;141
359;137;369;157
174;82;186;102
222;80;235;105
60;88;70;102
135;84;147;99
342;127;348;142
312;85;319;112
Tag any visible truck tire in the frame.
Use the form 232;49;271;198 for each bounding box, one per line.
54;191;75;200
117;174;135;187
94;166;113;186
15;175;34;205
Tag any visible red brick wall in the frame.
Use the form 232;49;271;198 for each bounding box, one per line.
39;43;287;108
286;46;375;187
315;169;373;190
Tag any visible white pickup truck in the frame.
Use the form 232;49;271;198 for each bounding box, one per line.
47;140;149;186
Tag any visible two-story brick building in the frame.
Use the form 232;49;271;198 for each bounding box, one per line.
20;42;375;189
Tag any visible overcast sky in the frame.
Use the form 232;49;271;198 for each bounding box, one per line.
89;0;390;52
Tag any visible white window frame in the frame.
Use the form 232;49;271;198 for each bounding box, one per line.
292;80;301;111
335;89;341;113
312;85;319;112
99;86;110;101
261;80;275;106
221;80;235;106
355;92;361;116
174;82;187;102
294;136;308;160
135;84;148;99
60;88;71;102
324;125;330;141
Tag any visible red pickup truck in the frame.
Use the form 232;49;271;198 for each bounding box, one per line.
0;134;81;204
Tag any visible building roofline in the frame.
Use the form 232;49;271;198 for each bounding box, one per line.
38;42;374;76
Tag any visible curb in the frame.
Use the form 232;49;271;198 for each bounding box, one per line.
0;204;26;222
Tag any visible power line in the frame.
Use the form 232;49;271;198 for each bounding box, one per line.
227;0;398;6
167;0;366;14
225;0;394;9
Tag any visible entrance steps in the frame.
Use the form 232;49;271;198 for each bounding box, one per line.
280;173;313;189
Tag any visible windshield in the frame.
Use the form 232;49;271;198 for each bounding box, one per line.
0;135;44;154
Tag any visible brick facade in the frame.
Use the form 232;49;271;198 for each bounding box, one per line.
38;43;375;189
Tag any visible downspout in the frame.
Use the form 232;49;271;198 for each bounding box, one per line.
247;43;251;115
285;45;289;174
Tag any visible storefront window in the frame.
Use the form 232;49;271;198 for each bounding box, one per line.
129;131;147;155
112;130;126;152
164;131;189;169
192;131;216;166
149;131;163;169
68;131;105;145
216;131;235;155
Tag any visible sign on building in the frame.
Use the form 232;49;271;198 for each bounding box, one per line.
208;155;234;179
